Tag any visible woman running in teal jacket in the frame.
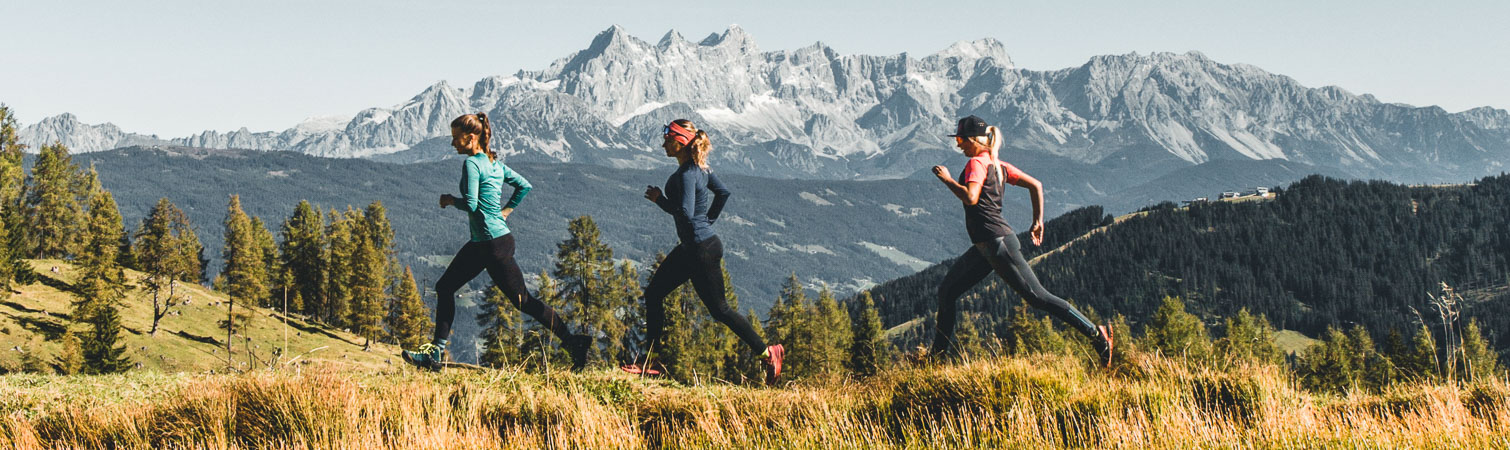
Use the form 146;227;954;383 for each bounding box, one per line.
402;113;591;371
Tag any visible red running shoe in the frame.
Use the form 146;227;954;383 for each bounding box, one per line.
619;364;662;376
1093;324;1114;369
762;344;786;385
620;355;663;377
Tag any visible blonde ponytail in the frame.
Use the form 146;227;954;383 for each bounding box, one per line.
671;119;712;170
973;126;1004;191
690;130;711;170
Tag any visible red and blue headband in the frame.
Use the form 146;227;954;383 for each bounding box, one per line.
663;122;696;146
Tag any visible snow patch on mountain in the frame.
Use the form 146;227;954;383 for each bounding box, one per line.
20;25;1510;183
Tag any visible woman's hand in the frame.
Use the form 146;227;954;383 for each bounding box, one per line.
1030;220;1045;246
931;165;954;184
439;194;455;208
500;207;513;220
644;186;663;203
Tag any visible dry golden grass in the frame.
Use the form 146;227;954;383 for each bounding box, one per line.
0;350;1506;449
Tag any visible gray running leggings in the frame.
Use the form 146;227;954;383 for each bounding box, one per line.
933;235;1097;354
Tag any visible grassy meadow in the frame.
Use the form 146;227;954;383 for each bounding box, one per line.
0;351;1505;448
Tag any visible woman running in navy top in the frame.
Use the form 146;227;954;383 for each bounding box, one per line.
621;119;786;384
931;115;1114;367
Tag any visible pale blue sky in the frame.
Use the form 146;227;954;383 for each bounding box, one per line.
2;0;1506;137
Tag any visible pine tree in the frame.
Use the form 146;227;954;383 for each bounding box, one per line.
479;285;525;368
362;202;396;268
553;216;632;362
1349;325;1395;389
641;253;691;376
347;206;389;350
74;190;127;324
322;208;358;326
54;332;84;375
133;198;203;336
0;105;26;293
1216;308;1282;366
813;285;853;377
19;347;46;374
69;165;103;258
511;272;568;370
250;216;278;307
658;278;693;379
1299;325;1391;393
278;200;326;318
848;291;891;378
765;274;820;378
1459;319;1501;382
22;143;82;259
387;266;431;349
956;312;995;357
1142;296;1213;362
608;260;641;362
765;274;805;350
1389;325;1439;381
1298;326;1354;393
690;262;742;382
1105;313;1139;366
81;305;130;374
734;309;766;384
220;195;262;362
1005;303;1063;356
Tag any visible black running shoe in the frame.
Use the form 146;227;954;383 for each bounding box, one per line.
564;334;593;372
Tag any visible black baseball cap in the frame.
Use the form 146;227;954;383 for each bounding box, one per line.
947;115;989;137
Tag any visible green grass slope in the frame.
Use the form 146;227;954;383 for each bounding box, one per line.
1;260;398;373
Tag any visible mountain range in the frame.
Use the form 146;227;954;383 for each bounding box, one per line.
19;25;1509;190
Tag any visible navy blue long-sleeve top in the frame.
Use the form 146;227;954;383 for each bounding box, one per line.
655;162;731;245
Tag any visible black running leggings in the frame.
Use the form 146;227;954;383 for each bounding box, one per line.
642;236;767;353
433;234;571;343
933;235;1097;354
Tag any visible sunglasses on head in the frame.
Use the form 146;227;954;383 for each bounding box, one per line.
663;122;696;145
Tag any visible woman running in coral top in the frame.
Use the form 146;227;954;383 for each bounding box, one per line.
930;115;1114;367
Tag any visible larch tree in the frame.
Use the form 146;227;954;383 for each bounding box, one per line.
386;266;431;349
815;285;854;377
322;208;359;326
73;189;127;323
249;216;278;307
220;195;263;364
553;216;633;362
133;198;204;336
279;200;326;318
76;189;130;373
0;105;27;292
848;291;890;378
22;143;82;259
348;203;394;351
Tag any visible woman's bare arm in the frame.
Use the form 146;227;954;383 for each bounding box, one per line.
1014;172;1046;245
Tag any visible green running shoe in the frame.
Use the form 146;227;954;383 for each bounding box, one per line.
401;342;445;371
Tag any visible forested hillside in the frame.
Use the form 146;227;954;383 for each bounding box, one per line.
75;145;971;311
862;174;1510;354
